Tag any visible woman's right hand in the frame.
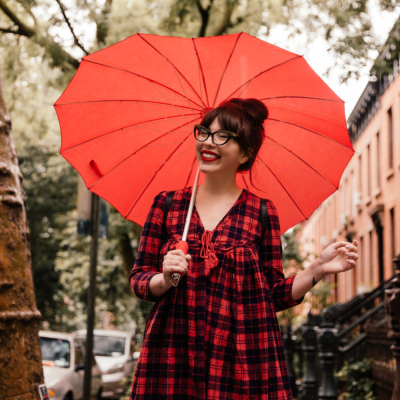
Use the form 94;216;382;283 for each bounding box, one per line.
162;249;191;284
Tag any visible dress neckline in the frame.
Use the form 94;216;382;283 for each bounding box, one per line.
188;187;246;234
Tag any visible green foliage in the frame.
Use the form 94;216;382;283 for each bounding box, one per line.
337;358;377;400
54;207;144;333
278;225;307;325
279;225;335;326
309;279;336;312
282;225;307;267
19;145;78;329
370;17;400;80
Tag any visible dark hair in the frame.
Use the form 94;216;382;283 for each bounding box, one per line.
200;98;268;188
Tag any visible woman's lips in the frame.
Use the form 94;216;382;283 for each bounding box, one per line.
201;153;220;162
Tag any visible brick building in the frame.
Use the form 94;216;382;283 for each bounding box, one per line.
298;41;400;303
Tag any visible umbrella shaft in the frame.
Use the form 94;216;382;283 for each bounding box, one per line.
182;165;200;242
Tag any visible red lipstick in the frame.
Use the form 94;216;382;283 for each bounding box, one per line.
201;150;220;162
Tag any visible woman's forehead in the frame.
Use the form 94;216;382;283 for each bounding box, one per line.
209;117;222;130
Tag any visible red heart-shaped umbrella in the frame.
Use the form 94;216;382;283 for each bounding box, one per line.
55;31;353;237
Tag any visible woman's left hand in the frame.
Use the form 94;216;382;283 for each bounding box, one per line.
318;239;359;278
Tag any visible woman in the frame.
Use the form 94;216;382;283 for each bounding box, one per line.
129;98;358;400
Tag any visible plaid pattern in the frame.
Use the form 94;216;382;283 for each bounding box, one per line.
129;188;303;399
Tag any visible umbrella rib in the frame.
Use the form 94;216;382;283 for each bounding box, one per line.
59;113;200;154
168;143;197;163
267;118;353;151
123;117;201;218
261;98;344;124
261;95;343;103
192;38;210;109
88;118;198;192
222;55;303;101
263;135;338;189
56;99;202;112
257;157;307;220
211;32;243;109
139;140;197;148
137;33;202;120
83;59;202;109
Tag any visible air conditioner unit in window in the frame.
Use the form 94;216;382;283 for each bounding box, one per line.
353;192;362;206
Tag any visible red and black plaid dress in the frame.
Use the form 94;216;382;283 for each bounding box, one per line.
129;187;303;400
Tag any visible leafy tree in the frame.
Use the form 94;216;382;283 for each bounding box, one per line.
53;207;145;333
279;225;335;327
19;145;77;328
337;358;377;400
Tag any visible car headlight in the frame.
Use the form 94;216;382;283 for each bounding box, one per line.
48;389;55;398
106;363;124;374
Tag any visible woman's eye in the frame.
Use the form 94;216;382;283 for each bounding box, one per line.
217;133;229;139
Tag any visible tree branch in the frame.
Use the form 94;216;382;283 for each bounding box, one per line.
0;0;35;37
0;26;20;34
0;0;80;70
213;0;238;36
196;0;214;37
55;0;89;55
96;0;112;45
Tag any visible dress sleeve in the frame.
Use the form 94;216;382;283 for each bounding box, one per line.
259;199;304;312
129;190;168;302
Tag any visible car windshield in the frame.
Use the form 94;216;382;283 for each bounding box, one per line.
40;337;71;368
91;335;126;357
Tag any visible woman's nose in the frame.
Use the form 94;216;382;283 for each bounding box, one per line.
204;134;216;147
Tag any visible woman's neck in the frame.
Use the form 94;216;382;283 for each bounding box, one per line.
197;173;242;198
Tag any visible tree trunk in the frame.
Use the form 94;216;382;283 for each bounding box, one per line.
0;71;43;398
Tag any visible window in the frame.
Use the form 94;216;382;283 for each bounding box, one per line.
74;340;85;365
367;144;371;196
388;108;393;169
377;132;380;188
391;208;395;259
369;231;373;284
40;337;71;368
359;154;362;194
360;236;364;285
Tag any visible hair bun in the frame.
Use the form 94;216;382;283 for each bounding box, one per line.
228;98;268;125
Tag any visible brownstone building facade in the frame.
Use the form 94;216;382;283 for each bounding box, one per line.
298;57;400;303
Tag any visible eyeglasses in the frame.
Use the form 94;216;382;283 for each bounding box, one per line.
193;124;238;146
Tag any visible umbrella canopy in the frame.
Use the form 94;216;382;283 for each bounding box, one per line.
54;32;354;234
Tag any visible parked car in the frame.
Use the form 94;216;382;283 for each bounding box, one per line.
39;330;103;400
73;329;138;399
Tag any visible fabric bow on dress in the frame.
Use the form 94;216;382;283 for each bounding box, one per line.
200;230;219;277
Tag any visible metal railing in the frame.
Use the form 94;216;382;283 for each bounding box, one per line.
281;265;400;400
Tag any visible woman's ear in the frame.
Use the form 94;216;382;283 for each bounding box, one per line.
239;150;249;164
240;149;250;165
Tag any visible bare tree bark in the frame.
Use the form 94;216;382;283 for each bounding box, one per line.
0;70;43;398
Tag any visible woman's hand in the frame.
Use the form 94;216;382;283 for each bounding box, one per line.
162;249;191;284
318;239;359;278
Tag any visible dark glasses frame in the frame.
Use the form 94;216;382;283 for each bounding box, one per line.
193;124;238;146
